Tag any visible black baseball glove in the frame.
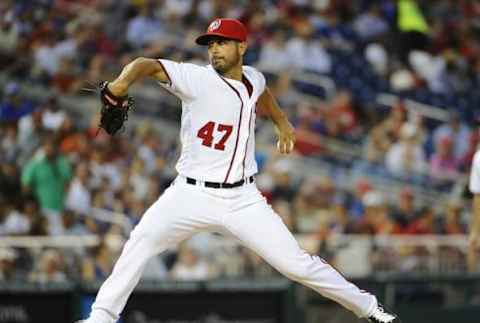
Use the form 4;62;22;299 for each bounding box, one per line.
98;81;134;135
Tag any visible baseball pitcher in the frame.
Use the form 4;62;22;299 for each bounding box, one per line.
78;18;400;323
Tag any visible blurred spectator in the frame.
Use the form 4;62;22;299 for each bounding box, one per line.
126;3;165;49
0;124;20;162
404;206;436;235
429;136;459;181
266;72;302;112
365;43;388;76
365;104;407;163
65;162;92;216
408;50;447;93
0;201;10;235
360;191;398;235
89;148;122;191
294;176;335;233
21;198;45;235
30;249;67;283
410;111;427;146
17;109;44;165
28;208;49;236
33;26;78;78
82;240;115;282
0;5;18;56
270;159;296;202
59;125;91;163
330;195;356;234
256;29;290;73
0;201;30;235
0;161;21;205
433;112;470;160
41;96;66;131
170;243;211;281
286;20;331;74
389;66;416;91
0;82;35;123
51;57;83;93
126;197;147;227
137;128;162;175
325;90;359;140
353;2;389;41
349;178;373;219
439;199;466;235
164;0;196;20
145;177;162;206
0;247;19;282
142;251;169;281
385;122;427;177
391;187;416;230
21;135;72;213
292;102;324;155
21;135;72;235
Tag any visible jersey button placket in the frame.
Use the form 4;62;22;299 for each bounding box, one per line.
219;78;244;184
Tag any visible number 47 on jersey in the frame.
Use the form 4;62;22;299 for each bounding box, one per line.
197;121;233;151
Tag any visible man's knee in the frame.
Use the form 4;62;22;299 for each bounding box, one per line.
125;228;164;254
277;259;311;281
278;253;326;282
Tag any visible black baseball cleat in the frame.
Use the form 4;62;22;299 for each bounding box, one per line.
367;304;401;323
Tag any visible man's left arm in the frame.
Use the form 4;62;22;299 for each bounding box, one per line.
257;87;296;154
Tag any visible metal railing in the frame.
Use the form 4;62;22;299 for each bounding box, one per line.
0;234;475;277
376;93;450;122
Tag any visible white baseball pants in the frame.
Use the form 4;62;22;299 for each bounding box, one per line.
84;176;377;323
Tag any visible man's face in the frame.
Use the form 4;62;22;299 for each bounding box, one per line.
207;37;245;74
43;141;57;159
399;194;414;212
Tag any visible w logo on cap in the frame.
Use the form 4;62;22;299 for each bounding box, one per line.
208;19;221;31
196;18;247;45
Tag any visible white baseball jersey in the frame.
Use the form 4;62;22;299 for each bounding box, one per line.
470;150;480;194
157;59;266;183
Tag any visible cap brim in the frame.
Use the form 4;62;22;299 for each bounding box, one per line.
195;33;243;45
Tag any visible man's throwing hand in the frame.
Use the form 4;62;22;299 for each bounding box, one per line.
275;121;296;154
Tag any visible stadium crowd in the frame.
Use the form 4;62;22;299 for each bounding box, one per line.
1;0;479;282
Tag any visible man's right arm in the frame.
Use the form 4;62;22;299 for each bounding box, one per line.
108;58;168;96
257;86;296;154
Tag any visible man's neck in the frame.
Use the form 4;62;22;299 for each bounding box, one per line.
222;64;243;81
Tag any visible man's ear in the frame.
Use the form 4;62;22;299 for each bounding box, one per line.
239;41;247;55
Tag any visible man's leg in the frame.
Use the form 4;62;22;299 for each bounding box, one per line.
84;181;220;323
223;193;377;318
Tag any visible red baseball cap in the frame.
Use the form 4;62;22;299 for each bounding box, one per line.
195;18;248;45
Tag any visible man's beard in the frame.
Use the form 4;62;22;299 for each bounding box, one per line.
211;52;240;75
